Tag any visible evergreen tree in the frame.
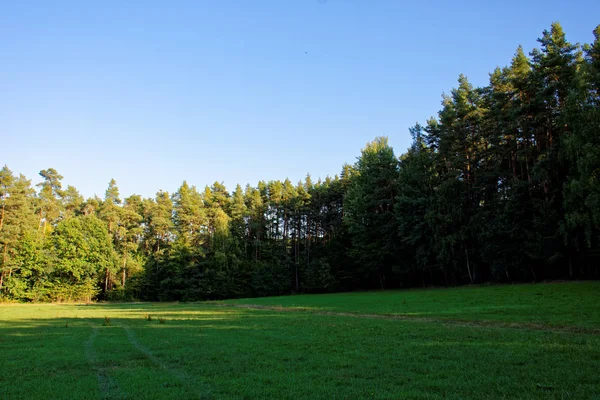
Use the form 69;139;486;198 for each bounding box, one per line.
344;137;399;288
172;181;206;249
0;168;37;294
36;168;64;234
2;22;599;301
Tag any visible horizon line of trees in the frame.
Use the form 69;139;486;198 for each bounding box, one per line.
1;22;599;302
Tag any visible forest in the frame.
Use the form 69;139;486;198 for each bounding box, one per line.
1;22;599;302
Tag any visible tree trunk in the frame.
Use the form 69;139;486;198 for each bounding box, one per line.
295;263;299;292
306;216;311;271
122;253;127;288
255;227;260;261
246;225;250;258
283;211;288;250
529;264;537;282
0;244;6;291
569;255;573;278
465;247;473;284
275;208;279;240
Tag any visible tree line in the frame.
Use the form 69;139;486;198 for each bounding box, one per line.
1;22;599;302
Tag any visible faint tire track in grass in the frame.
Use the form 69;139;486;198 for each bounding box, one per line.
84;323;122;400
217;304;600;335
116;320;213;400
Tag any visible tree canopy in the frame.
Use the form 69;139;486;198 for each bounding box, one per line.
1;23;599;302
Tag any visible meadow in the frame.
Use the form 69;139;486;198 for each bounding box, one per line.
1;282;599;399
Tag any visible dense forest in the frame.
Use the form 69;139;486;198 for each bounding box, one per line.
1;23;599;302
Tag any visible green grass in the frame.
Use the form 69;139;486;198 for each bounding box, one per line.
0;282;599;399
225;281;600;330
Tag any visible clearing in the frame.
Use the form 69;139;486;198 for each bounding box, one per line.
1;282;599;399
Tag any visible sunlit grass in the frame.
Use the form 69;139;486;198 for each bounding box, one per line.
225;281;600;329
1;282;599;399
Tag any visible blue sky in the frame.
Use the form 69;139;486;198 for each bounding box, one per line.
2;0;599;198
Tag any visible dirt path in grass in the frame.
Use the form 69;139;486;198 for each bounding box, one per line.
116;321;213;399
216;303;600;335
84;324;122;400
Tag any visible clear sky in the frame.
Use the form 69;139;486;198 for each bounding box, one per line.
2;0;599;199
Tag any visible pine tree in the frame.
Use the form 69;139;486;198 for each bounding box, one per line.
561;25;600;277
62;185;84;219
344;137;399;288
395;124;438;284
0;168;37;293
118;195;144;289
36;168;64;233
99;179;121;234
172;181;206;249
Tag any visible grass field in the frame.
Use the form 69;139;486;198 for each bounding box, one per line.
1;282;599;399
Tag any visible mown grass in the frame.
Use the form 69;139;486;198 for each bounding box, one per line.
0;282;599;399
225;281;600;329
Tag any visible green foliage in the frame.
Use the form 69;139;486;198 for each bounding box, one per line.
301;259;336;293
1;23;600;302
51;215;117;301
251;259;291;298
344;137;399;288
395;126;437;281
36;168;64;234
